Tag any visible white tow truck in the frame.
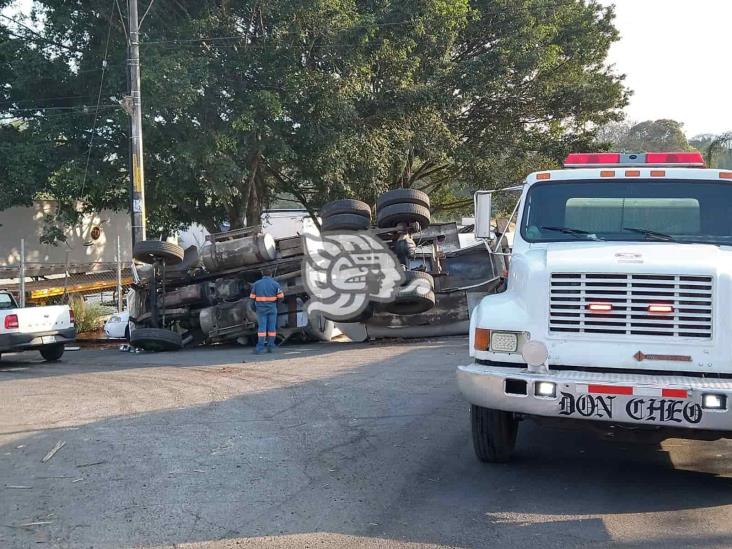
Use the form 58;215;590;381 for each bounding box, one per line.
0;290;75;362
458;152;732;462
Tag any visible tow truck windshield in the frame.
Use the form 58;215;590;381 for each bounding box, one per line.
522;179;732;246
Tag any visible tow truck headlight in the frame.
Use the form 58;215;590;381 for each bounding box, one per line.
702;394;727;410
490;331;519;353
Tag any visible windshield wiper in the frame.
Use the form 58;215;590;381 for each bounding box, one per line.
540;226;603;241
623;227;676;242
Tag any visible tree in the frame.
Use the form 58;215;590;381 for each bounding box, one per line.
598;119;692;152
1;0;628;237
690;133;732;169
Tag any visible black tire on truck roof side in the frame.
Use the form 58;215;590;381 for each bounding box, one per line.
321;213;370;231
129;327;183;351
376;188;430;211
376;203;431;229
133;240;185;265
320;199;372;219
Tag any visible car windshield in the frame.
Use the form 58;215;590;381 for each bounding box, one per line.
521;179;732;246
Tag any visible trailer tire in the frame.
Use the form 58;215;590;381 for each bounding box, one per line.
322;213;370;232
40;343;64;362
376;203;430;229
382;271;435;315
133;240;185;265
130;328;183;351
320;199;371;219
471;405;518;463
377;188;430;210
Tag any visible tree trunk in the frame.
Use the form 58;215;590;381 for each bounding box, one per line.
244;152;261;226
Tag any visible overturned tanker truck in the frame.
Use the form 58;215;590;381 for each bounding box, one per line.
127;189;505;351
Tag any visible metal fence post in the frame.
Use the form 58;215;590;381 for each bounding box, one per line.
19;238;25;307
117;235;123;312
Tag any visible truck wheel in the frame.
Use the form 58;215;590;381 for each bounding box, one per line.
133;240;185;266
376;203;431;229
382;271;435;315
471;405;518;463
40;344;65;362
320;199;371;219
376;189;430;210
129;328;183;351
322;213;370;231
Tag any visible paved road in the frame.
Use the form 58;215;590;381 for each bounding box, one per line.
1;337;732;548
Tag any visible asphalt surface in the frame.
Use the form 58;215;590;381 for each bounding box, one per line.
2;337;732;548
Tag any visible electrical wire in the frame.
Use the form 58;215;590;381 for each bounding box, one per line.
80;0;118;199
138;0;156;28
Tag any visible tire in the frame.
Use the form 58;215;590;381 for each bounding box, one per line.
383;290;435;315
383;271;435;315
377;189;430;211
320;199;371;219
129;327;183;351
376;203;431;229
133;240;185;266
471;405;518;463
40;343;64;362
322;213;370;232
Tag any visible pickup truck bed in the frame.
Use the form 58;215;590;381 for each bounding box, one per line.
0;291;75;361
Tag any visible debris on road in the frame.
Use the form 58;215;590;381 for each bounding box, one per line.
41;441;66;463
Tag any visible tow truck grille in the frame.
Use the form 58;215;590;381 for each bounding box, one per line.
549;273;713;339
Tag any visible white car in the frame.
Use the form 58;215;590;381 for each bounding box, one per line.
104;311;131;340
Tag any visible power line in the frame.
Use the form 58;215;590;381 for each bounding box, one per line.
138;0;157;28
115;0;130;42
81;0;118;198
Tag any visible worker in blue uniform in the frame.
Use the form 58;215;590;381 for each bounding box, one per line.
249;269;285;354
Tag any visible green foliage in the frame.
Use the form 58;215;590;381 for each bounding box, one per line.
690;133;732;169
70;297;112;333
1;0;628;237
599;119;692;152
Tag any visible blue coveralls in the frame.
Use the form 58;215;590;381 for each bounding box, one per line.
250;276;284;351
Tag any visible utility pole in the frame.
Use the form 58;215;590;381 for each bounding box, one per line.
127;0;146;246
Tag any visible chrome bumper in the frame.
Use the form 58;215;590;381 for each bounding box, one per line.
457;363;732;431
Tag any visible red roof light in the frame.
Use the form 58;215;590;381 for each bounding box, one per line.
645;152;705;167
564;153;621;167
563;151;705;168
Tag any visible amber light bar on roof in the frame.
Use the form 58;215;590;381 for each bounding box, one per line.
563;152;705;168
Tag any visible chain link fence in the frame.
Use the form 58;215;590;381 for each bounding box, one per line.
0;237;133;333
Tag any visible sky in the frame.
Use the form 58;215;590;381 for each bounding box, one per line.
599;0;732;137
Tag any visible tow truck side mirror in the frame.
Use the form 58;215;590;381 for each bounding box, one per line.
474;191;494;240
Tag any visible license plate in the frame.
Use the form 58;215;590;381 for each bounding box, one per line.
558;384;703;426
41;336;56;344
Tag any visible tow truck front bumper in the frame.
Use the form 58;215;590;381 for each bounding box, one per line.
457;362;732;432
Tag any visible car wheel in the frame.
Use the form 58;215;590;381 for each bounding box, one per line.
320;199;371;219
40;343;65;362
471;405;518;463
376;188;430;210
321;213;370;232
376;203;431;229
129;328;183;351
133;240;185;265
